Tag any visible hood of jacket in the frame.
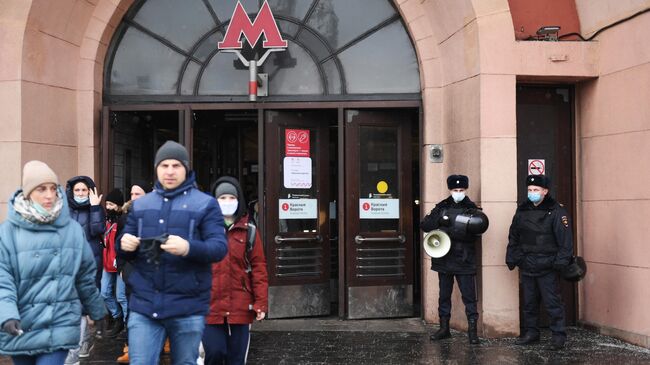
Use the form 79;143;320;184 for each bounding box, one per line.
7;187;71;231
65;176;96;210
211;176;247;223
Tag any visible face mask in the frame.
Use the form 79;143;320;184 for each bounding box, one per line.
451;192;465;203
219;201;238;216
33;202;50;215
74;196;89;204
528;192;543;204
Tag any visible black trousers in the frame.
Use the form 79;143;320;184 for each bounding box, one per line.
438;272;478;320
521;271;566;339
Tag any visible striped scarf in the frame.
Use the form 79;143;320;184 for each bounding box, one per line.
13;191;63;224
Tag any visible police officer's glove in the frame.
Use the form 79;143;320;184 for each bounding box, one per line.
2;319;22;336
553;263;567;272
438;215;451;227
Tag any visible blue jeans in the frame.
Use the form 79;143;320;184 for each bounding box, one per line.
128;311;205;365
11;350;67;365
203;323;251;365
101;270;128;320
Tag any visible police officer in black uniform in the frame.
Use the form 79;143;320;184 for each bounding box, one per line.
506;174;573;350
421;174;482;345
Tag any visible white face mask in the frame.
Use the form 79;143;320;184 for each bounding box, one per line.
451;191;465;203
219;201;238;216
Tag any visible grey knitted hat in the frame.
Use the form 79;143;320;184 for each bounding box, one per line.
154;141;189;171
214;182;238;198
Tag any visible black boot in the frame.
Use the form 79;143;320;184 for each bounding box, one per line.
468;319;480;345
515;332;540;345
430;317;451;341
105;316;124;338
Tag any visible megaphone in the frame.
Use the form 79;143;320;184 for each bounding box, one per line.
423;230;451;258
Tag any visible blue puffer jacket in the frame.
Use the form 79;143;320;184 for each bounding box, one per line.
0;188;107;356
117;172;228;320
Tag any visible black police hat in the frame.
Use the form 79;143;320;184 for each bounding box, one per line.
447;174;469;189
526;174;550;189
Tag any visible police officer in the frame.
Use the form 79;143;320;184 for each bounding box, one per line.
421;174;482;345
506;174;573;350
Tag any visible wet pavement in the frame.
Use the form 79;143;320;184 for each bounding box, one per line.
2;318;650;364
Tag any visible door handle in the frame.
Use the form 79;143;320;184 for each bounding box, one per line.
354;235;406;244
274;235;323;244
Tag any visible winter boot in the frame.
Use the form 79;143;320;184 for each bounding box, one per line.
515;332;540;345
106;316;125;338
430;317;451;341
117;345;129;363
468;319;480;345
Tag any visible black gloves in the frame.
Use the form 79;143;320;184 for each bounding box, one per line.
438;215;451;227
2;319;22;336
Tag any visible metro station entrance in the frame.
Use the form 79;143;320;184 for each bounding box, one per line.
102;0;423;320
103;105;419;319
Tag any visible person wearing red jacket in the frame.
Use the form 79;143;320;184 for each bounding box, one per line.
204;177;268;365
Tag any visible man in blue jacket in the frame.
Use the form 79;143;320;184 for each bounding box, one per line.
117;141;228;365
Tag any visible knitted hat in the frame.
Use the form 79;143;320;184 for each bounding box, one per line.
154;141;189;171
131;179;152;193
526;174;550;189
214;182;238;198
447;174;469;189
105;188;124;206
22;160;59;196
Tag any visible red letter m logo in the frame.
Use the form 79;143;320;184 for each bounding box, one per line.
218;1;288;50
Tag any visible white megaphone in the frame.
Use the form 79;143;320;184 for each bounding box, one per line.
423;230;451;258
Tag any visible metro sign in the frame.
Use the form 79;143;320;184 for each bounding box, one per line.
217;1;287;101
218;0;287;50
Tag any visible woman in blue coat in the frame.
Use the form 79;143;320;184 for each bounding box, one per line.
0;161;107;365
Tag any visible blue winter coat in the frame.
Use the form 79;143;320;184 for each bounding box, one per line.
0;188;107;356
65;176;105;259
117;172;228;320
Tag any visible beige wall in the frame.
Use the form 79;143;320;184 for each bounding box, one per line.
575;6;650;347
0;0;648;347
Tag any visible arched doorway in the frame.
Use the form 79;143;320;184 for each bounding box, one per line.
103;0;422;319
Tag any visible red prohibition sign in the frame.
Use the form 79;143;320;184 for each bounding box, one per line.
281;203;289;211
529;160;545;175
362;202;371;211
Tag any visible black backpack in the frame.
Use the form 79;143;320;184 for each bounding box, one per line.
244;222;257;273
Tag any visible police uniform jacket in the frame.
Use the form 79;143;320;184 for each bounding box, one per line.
421;196;481;275
506;195;573;276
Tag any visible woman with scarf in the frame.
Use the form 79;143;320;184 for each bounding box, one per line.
0;161;106;365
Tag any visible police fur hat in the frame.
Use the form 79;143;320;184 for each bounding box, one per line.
154;140;189;171
526;174;550;189
447;174;469;189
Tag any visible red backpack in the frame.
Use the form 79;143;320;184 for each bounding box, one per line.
103;222;118;272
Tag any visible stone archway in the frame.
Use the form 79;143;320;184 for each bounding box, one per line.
9;0;520;337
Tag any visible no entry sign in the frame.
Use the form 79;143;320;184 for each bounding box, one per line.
528;159;545;175
285;129;310;157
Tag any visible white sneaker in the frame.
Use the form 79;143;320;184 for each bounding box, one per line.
64;350;79;365
79;341;94;358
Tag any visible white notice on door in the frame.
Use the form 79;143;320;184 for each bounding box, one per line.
279;199;318;219
359;198;400;219
283;157;312;189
